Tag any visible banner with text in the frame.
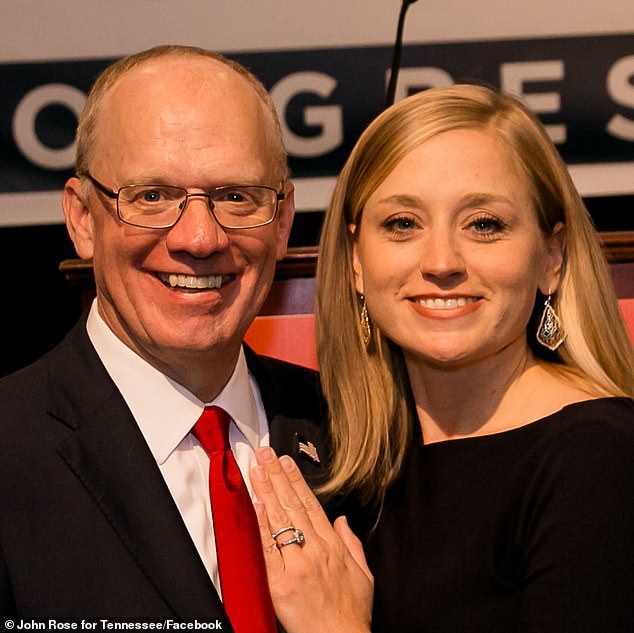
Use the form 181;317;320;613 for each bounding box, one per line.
1;33;632;226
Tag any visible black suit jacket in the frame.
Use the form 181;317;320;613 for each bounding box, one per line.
0;313;328;623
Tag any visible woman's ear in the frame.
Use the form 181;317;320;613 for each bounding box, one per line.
62;177;95;260
539;222;565;295
349;223;364;294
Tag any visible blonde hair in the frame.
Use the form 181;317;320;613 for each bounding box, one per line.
316;83;634;505
74;44;287;182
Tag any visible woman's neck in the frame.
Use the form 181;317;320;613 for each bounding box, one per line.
405;343;593;444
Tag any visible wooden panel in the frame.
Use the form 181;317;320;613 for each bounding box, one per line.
599;230;634;264
599;231;634;299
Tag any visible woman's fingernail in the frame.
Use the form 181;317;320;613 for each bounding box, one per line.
258;446;275;462
252;465;268;482
280;455;296;472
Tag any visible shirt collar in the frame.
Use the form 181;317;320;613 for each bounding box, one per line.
86;300;262;464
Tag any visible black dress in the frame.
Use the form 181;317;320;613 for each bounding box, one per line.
349;397;634;633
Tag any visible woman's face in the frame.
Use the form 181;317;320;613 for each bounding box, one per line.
352;127;563;369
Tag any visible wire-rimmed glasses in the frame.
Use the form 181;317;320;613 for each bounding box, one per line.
84;173;285;230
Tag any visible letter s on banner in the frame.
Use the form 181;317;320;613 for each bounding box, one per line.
607;55;634;141
12;83;86;170
271;71;342;158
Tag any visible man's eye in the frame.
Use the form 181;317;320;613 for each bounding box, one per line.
142;190;163;203
226;191;247;203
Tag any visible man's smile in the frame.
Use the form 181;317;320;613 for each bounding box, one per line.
157;272;233;290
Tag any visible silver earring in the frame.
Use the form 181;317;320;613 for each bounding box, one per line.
360;295;371;347
536;290;566;351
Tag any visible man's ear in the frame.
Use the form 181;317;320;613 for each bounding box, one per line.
539;222;565;295
275;181;296;261
349;223;364;294
62;177;95;260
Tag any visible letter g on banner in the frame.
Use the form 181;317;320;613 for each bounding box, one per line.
12;83;86;170
271;71;343;158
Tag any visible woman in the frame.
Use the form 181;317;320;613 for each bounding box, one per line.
250;84;634;633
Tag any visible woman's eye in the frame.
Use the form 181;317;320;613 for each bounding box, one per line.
383;215;418;233
470;216;505;234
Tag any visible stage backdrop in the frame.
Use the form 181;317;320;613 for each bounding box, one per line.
0;0;632;374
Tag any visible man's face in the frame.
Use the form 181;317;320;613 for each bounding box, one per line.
66;56;293;380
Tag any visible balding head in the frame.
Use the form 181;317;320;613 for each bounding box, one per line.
75;45;287;183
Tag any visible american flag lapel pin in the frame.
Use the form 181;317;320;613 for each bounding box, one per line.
295;434;321;464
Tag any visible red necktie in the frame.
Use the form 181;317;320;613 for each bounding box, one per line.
193;406;277;633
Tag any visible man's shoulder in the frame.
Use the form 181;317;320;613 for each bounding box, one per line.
248;349;320;392
245;346;324;420
0;342;55;396
244;343;317;377
253;352;318;381
0;314;96;412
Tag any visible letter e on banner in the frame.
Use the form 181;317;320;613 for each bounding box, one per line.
501;60;566;144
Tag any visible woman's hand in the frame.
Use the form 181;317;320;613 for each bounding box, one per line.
250;446;373;633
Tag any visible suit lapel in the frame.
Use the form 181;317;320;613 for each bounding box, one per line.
44;323;327;621
244;346;330;487
269;414;328;485
48;319;225;619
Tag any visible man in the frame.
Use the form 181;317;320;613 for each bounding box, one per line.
0;46;326;624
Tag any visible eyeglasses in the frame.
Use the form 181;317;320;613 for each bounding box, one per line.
84;173;285;230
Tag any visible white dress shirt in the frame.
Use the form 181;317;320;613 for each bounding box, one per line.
85;300;270;595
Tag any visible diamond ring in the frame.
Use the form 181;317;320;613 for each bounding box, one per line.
271;526;305;548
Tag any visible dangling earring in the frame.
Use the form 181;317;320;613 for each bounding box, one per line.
536;289;566;351
360;295;371;347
